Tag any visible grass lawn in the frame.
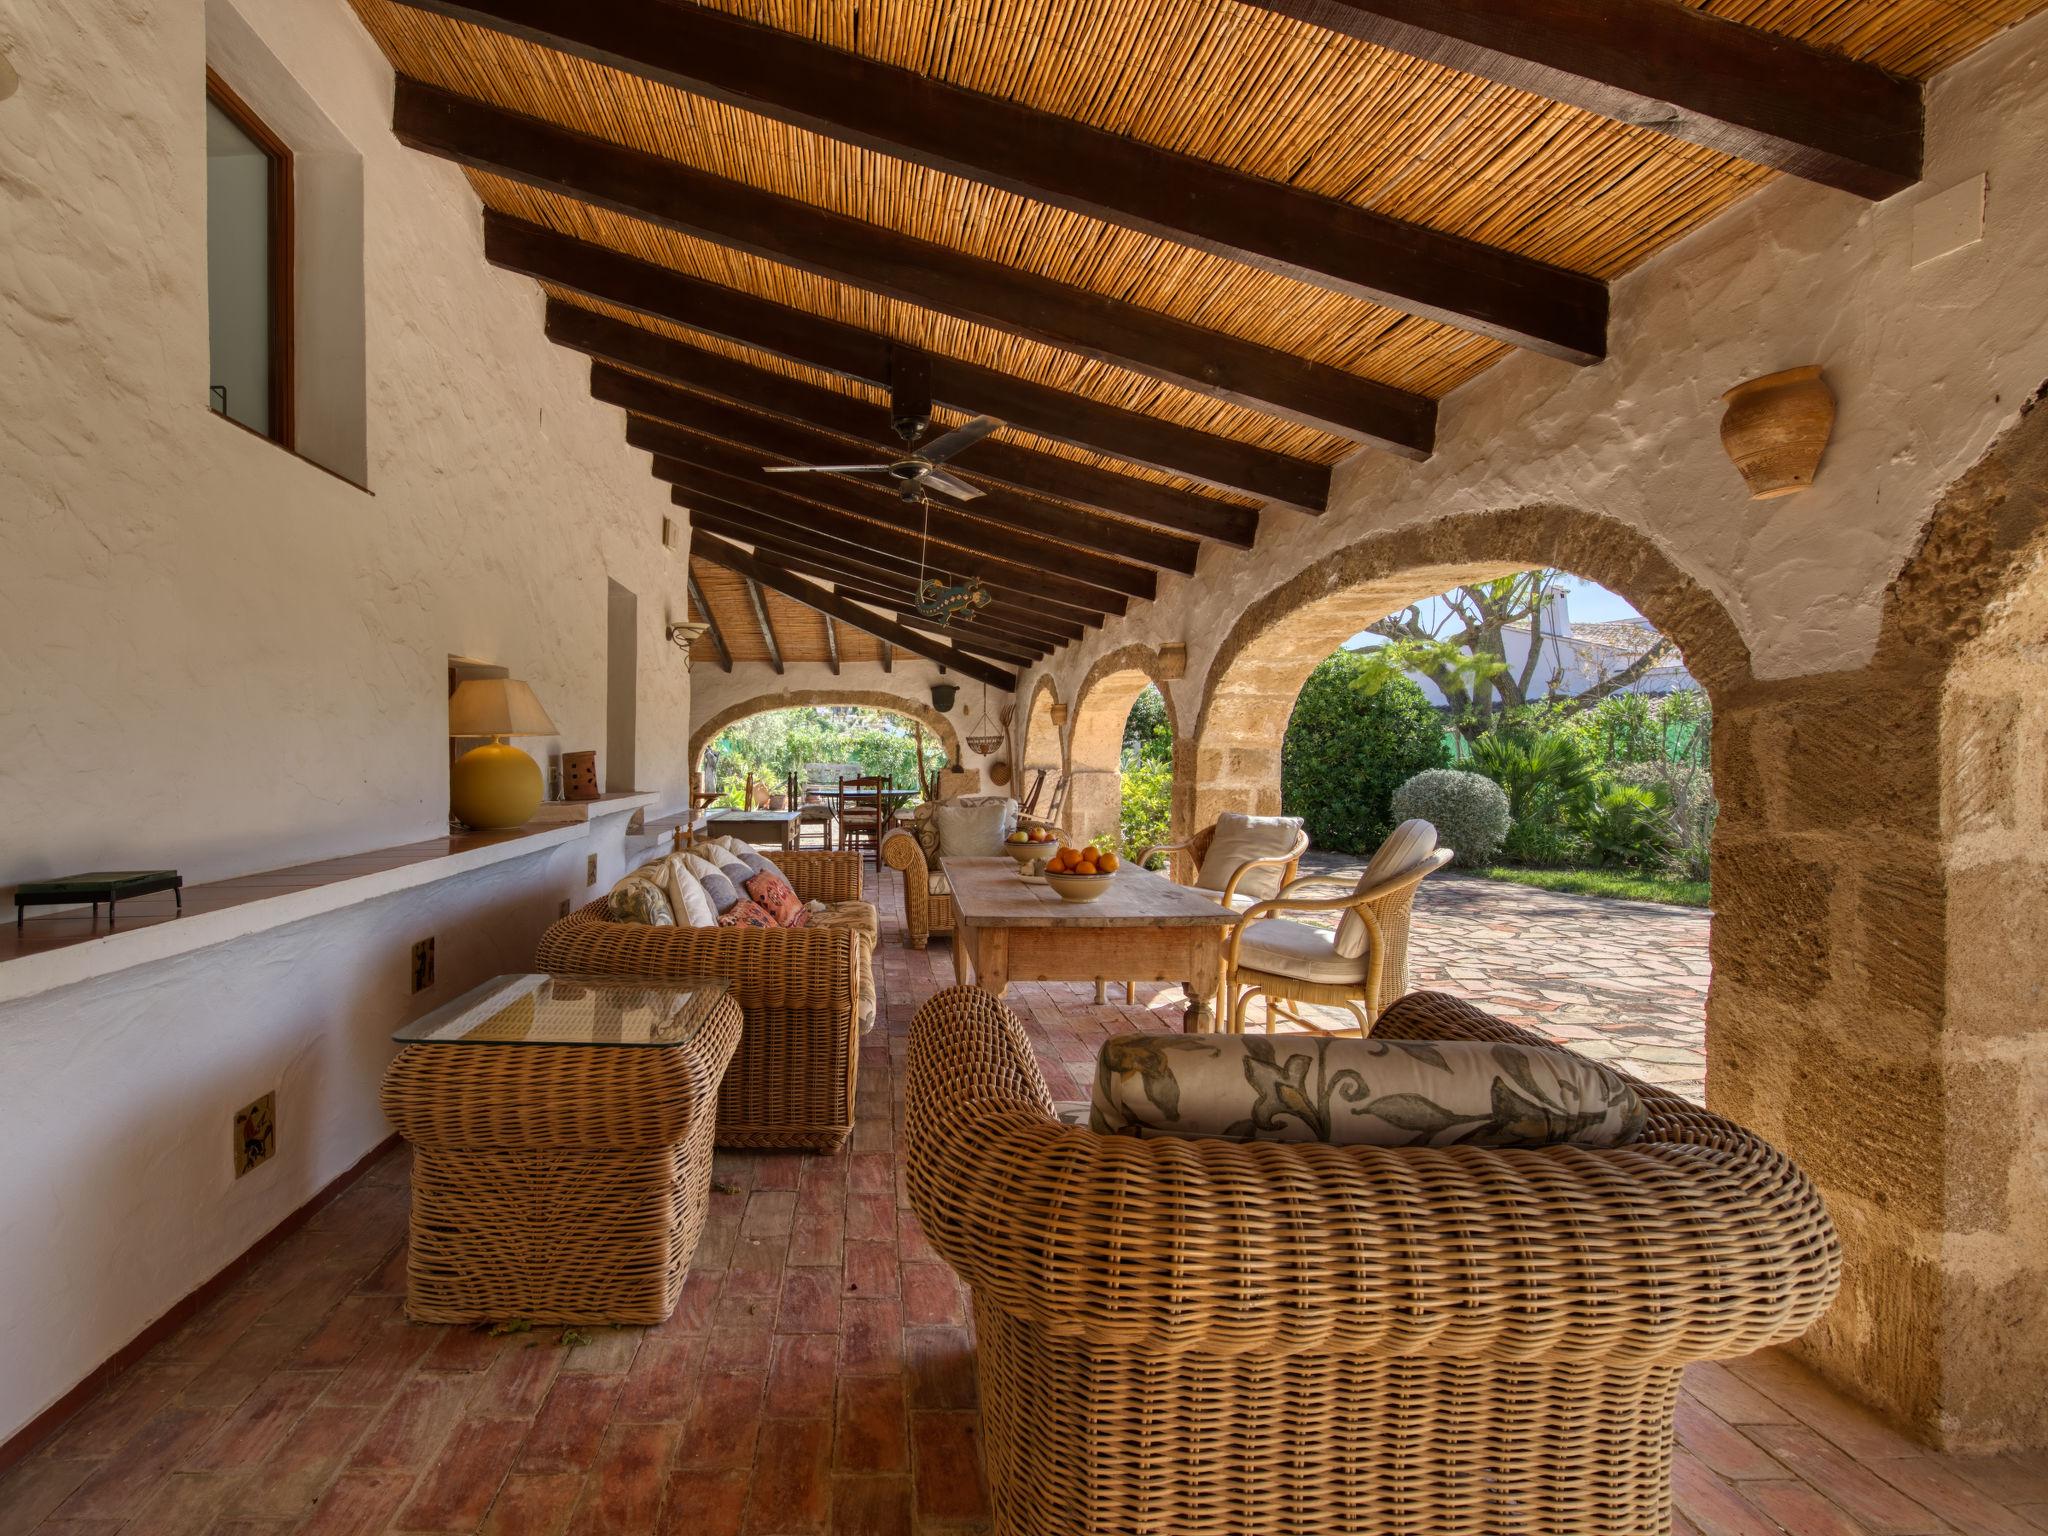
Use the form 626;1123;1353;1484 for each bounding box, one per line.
1475;866;1710;909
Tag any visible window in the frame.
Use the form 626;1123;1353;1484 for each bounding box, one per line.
205;68;293;445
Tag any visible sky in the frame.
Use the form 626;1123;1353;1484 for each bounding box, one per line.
1346;574;1644;649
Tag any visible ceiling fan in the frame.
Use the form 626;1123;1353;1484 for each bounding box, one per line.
761;347;1001;502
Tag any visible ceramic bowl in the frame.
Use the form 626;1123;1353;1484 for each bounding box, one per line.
1002;840;1048;870
1043;870;1117;903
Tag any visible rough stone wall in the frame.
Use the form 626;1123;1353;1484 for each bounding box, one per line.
1062;647;1182;848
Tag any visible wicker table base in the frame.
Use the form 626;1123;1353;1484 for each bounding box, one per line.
381;985;742;1325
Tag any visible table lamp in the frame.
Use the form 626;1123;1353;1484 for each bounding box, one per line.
448;678;558;829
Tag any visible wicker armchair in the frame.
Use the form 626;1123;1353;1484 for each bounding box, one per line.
881;806;1065;949
536;850;867;1152
904;984;1841;1536
1137;816;1309;902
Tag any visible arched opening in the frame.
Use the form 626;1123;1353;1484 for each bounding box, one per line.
689;690;961;803
1018;678;1064;819
1064;647;1180;851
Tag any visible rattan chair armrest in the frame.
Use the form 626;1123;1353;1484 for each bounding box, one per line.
1216;829;1313;904
767;849;864;904
1134;836;1195;871
880;829;926;875
905;988;1838;1363
537;909;858;1013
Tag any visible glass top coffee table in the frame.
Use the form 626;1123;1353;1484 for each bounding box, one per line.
392;972;729;1047
382;972;742;1326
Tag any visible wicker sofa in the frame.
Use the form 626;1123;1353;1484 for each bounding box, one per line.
537;849;868;1152
880;802;1065;949
904;985;1841;1536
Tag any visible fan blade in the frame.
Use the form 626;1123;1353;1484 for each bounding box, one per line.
762;463;894;475
917;416;1002;465
922;470;985;502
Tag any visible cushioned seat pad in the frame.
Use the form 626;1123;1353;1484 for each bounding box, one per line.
1236;917;1368;984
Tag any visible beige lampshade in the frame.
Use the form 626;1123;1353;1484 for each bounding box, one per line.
448;678;558;738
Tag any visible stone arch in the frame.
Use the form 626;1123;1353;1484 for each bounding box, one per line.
1017;677;1065;814
1189;505;1753;831
1064;645;1183;846
689;689;961;778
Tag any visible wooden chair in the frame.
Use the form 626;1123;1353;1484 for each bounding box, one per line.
1018;766;1049;816
1222;822;1452;1036
788;770;833;851
837;774;889;870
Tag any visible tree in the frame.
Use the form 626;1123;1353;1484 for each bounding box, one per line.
1352;569;1674;738
1121;685;1172;769
1282;655;1446;855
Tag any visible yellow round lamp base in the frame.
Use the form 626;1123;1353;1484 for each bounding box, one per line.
451;741;543;830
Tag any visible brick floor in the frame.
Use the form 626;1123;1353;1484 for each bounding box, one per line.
5;867;2040;1536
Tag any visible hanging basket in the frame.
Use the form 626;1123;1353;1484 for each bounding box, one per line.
966;732;1003;756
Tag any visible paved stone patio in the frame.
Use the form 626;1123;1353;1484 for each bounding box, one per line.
6;867;2039;1536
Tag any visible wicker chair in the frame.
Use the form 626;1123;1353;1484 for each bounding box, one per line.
904;984;1842;1536
881;804;1065;949
1137;816;1309;902
536;849;868;1152
1224;836;1453;1036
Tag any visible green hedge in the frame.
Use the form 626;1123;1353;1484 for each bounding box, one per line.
1281;656;1446;855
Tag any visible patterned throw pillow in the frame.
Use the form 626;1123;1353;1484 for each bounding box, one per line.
717;898;777;928
1088;1032;1645;1148
675;851;741;914
746;870;809;927
605;874;676;927
708;836;776;882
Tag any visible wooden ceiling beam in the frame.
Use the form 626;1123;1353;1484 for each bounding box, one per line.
822;616;839;676
880;643;892;674
694;533;1018;692
685;568;733;673
592;363;1201;574
385;2;1607;359
486;213;1329;508
1233;0;1921;199
397;79;1432;451
547;302;1259;547
627;415;1156;603
742;576;784;675
675;483;1097;634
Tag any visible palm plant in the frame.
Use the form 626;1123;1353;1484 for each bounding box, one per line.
1468;729;1596;824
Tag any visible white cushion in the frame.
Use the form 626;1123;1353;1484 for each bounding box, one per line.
927;872;950;897
931;798;1016;858
658;855;719;928
674;850;742;914
1335;820;1439;959
1197;813;1304;901
1236;917;1368;985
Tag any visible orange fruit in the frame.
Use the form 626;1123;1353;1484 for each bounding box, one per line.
1099;852;1121;873
1077;862;1098;875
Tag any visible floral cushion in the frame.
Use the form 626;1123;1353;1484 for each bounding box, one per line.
606;874;676;927
1089;1032;1645;1148
717;898;777;928
747;870;809;927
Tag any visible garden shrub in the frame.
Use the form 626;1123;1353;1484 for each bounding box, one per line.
1390;769;1509;867
1281;657;1446;854
1578;782;1679;868
1118;761;1174;868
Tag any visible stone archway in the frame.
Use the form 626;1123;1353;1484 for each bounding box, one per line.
1018;677;1065;816
1064;645;1183;848
689;690;961;778
1190;505;1752;832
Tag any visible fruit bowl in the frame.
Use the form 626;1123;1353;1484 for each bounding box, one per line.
1043;870;1117;903
1002;839;1049;871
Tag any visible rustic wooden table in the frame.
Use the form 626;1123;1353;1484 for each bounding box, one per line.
940;856;1240;1032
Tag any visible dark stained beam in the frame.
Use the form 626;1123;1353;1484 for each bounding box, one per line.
386;1;1607;358
1234;0;1921;200
396;79;1433;450
694;533;1018;692
628;416;1156;604
679;479;1105;626
742;576;784;674
823;616;839;675
592;363;1200;574
486;213;1329;508
880;643;892;674
685;568;733;673
547;302;1259;547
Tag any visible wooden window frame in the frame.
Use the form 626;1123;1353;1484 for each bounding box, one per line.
205;66;295;449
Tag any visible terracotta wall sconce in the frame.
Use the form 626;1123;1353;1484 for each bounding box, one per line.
1720;366;1835;498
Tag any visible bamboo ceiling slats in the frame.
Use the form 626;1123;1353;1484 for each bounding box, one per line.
1692;0;2048;77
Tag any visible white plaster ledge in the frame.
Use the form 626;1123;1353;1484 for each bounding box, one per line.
529;791;662;826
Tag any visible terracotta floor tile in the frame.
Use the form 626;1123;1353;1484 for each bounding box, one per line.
787;1214;846;1271
323;1319;434;1409
828;1475;913;1536
615;1336;704;1425
1669;1448;1782;1536
910;1411;986;1523
420;1325;513;1376
1745;1426;1946;1534
898;1264;965;1328
657;1467;749;1536
833;1377;907;1474
777;1269;842;1336
1740;1479;1877;1536
704;1330;774;1375
227;1404;377;1519
53;1408;227;1521
295;1469;416;1536
477;1471;585;1536
558;1326;643;1377
836;1300;902;1378
901;1329;976;1412
293;1294;401;1372
518;1374;622;1473
764;1335;840;1421
46;1364;200;1460
1684;1363;1800;1427
1731;1354;1927;1465
188;1371;331;1470
1675;1397;1790;1482
1869;1456;2045;1536
471;1341;565;1419
674;1373;766;1471
181;1325;310;1411
123;1468;249;1536
0;1454;97;1536
565;1423;679;1536
349;1374;480;1473
392;1418;528;1532
841;1243;898;1301
744;1419;830;1535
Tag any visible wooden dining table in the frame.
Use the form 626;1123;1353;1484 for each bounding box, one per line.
939;856;1240;1032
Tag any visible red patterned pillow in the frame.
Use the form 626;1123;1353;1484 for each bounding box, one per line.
746;870;810;928
717;898;777;928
